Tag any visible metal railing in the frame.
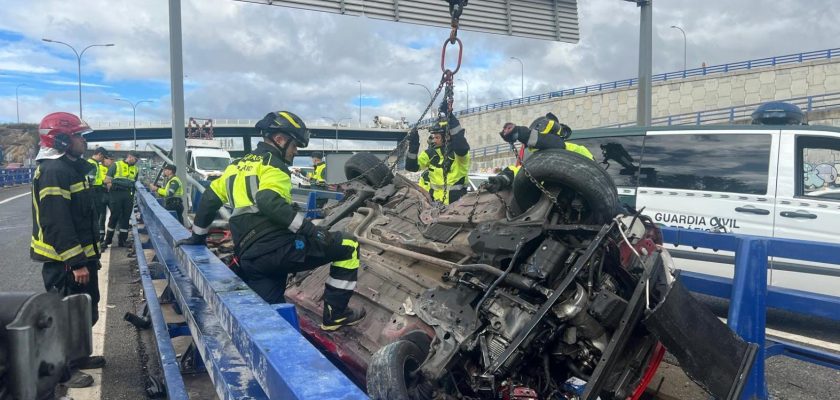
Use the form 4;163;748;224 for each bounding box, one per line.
661;227;840;399
134;183;367;399
0;168;34;187
469;91;840;159
421;47;840;125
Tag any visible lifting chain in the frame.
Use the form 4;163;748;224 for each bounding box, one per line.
509;144;562;207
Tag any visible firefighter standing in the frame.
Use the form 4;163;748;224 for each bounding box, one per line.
30;112;106;388
86;147;109;241
102;151;139;248
485;113;593;193
405;113;471;205
150;165;184;224
177;111;365;331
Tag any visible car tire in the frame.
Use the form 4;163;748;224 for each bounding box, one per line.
367;340;428;400
512;149;622;224
344;152;393;188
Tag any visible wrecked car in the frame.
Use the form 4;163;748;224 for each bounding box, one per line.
280;149;757;400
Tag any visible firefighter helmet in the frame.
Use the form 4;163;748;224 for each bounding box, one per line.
38;112;92;151
255;111;310;147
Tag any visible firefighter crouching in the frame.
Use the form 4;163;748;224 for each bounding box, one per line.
102;151;139;248
405;113;471;205
150;164;184;224
485;113;593;193
30;112;106;388
177;111;365;331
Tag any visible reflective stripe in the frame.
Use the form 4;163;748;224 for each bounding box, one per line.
430;184;465;191
541;119;555;134
83;244;96;257
333;238;360;269
193;225;209;235
527;130;539;147
226;175;236;208
406;152;418;159
289;213;305;232
231;204;260;217
31;240;83;262
325;277;357;290
278;112;301;128
246;175;259;202
39;186;71;200
119;229;129;233
70;182;85;193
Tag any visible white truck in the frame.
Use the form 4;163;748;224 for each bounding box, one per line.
373;116;408;129
185;138;232;181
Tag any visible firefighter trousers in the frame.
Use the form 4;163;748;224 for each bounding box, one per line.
236;232;359;312
42;261;101;325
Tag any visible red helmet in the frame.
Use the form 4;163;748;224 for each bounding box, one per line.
39;112;93;151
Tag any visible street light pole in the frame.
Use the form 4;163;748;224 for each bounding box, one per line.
510;57;524;98
670;25;687;73
115;99;154;151
42;39;114;120
357;80;362;128
15;84;27;123
407;82;433;102
457;79;470;110
322;116;352;153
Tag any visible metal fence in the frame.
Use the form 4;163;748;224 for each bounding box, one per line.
133;183;366;399
0;168;34;187
661;227;840;399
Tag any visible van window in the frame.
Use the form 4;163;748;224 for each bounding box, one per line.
571;136;644;187
639;133;772;195
798;136;840;201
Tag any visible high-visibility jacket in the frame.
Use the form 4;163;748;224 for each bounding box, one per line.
108;160;138;191
417;147;471;204
307;162;326;185
30;156;99;267
192;142;302;258
86;158;105;186
157;176;184;198
98;163;109;186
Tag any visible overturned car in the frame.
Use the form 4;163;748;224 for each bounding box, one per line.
282;149;757;400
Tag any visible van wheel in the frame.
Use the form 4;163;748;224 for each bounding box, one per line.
512;149;622;224
344;152;393;188
367;340;430;400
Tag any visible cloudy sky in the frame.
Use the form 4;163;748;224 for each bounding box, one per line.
0;0;838;126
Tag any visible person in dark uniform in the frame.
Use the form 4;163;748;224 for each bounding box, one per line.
31;112;106;388
86;147;109;241
150;164;184;224
102;151;138;248
177;111;366;331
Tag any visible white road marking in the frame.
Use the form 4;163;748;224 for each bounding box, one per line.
67;247;111;400
0;192;29;205
719;317;840;353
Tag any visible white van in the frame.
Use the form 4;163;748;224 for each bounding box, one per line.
571;123;840;296
185;138;232;180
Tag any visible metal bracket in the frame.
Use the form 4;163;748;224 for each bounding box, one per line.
178;341;206;374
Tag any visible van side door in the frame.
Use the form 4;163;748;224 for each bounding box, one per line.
772;130;840;296
635;129;780;278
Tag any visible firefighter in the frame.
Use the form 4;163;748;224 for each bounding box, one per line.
405;113;471;204
98;155;114;238
485;113;593;193
307;151;328;208
86;147;109;241
102;151;139;248
30;112;105;388
150;164;184;224
177;111;365;331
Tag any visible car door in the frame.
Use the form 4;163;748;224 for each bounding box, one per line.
772;130;840;296
635;129;780;280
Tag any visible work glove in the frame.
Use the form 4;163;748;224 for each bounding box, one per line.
484;175;511;193
408;128;420;148
499;123;530;144
176;233;207;247
297;219;333;247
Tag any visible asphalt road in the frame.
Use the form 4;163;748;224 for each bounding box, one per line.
0;185;43;292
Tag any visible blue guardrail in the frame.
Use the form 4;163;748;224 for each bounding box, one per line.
134;182;366;400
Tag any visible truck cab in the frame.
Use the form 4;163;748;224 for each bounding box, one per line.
185;138;232;181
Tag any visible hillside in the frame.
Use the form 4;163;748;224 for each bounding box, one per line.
0;123;38;165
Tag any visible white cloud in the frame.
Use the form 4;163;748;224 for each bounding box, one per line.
43;80;111;88
0;61;57;74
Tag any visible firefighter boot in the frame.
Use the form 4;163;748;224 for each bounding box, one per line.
101;229;114;249
118;232;129;247
321;304;366;331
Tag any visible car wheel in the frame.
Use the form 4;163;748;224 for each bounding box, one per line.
344;152;393;188
511;149;622;224
367;339;429;400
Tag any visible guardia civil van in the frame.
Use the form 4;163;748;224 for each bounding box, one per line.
571;102;840;296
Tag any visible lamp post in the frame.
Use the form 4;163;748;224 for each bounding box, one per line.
115;98;154;151
407;82;433;102
457;78;470;110
42;39;114;120
357;80;362;128
322;116;352;153
509;57;524;98
15;84;27;123
670;25;687;73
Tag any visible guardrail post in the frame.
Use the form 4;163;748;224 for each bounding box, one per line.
829;49;833;59
728;238;769;400
730;108;736;122
807;97;814;112
696;112;702;125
